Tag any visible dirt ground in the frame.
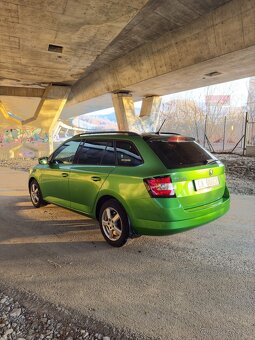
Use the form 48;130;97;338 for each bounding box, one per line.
0;153;254;195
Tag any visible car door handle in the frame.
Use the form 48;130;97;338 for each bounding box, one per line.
91;176;101;182
62;173;69;177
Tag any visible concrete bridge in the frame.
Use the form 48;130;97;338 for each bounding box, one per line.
0;0;255;144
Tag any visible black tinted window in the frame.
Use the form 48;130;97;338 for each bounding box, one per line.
52;140;80;164
77;140;115;165
116;141;143;166
146;138;215;169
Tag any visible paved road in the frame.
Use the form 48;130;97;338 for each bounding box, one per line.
0;167;254;339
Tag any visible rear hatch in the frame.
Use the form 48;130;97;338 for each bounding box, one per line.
144;135;226;209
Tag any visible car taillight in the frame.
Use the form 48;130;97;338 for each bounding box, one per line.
144;176;175;198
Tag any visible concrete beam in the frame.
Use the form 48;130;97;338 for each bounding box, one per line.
22;85;71;153
22;85;71;129
0;87;45;97
69;0;255;104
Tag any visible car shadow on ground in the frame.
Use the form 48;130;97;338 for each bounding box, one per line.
0;194;110;251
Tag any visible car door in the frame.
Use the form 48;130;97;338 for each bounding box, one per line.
40;139;81;208
69;139;115;214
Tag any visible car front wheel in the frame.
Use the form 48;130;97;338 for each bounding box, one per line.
99;199;129;247
29;179;46;208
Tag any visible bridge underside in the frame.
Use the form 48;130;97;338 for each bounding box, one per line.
68;0;255;105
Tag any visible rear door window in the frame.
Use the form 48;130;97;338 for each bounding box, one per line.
76;140;115;166
116;141;143;166
145;137;215;169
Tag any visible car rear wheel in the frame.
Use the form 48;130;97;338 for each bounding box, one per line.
29;179;46;208
99;199;129;247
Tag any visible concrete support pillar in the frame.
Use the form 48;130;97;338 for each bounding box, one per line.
140;96;161;117
112;93;161;133
22;85;71;153
112;93;134;131
0;101;22;159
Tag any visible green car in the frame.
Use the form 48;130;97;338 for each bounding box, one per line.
29;131;230;247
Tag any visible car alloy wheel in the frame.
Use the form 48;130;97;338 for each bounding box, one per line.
99;199;129;247
30;182;40;206
29;179;46;208
101;207;122;241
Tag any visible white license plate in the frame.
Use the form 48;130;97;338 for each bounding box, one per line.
194;176;219;190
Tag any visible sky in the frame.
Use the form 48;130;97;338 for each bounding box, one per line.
162;77;250;107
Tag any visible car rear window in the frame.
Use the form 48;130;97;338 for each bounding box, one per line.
145;137;215;169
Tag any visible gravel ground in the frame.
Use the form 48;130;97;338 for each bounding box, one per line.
0;159;37;173
0;291;107;340
0;153;254;195
214;153;255;195
0;288;140;340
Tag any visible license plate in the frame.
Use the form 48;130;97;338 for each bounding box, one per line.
194;176;219;191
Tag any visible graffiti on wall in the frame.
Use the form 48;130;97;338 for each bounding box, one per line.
0;127;49;144
0;127;49;159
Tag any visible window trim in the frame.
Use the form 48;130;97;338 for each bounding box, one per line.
49;138;144;168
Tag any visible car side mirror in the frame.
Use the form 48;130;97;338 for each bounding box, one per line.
38;157;49;165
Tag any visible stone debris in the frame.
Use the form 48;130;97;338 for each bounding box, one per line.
10;308;21;318
0;159;37;172
0;292;112;340
215;153;255;195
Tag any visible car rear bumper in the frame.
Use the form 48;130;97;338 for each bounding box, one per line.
130;189;230;236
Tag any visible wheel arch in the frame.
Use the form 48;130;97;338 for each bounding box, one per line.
95;195;120;220
94;192;131;219
95;193;139;238
28;176;36;189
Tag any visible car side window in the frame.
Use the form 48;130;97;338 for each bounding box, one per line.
116;141;143;166
52;140;81;164
76;140;115;166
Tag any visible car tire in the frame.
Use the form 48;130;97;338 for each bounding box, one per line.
99;199;129;247
29;179;47;208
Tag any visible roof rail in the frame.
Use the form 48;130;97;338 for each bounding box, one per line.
158;132;180;135
75;130;140;137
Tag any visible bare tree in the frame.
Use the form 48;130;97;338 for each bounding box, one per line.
161;83;246;151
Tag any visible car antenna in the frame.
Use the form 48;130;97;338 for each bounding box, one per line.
156;118;166;134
